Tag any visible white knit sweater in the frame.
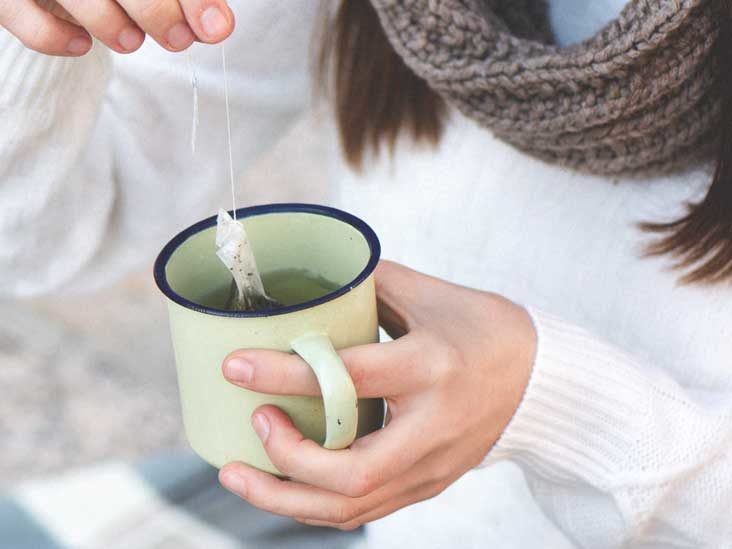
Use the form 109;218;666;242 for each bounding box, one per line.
2;2;731;548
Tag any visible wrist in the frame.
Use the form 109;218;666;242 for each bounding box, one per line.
480;294;537;442
500;300;537;430
481;308;645;482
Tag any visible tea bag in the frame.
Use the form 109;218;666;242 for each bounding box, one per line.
215;209;281;311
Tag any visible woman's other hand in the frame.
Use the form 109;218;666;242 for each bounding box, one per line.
219;260;537;530
0;0;234;57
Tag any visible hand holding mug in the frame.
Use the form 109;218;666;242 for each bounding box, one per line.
0;0;234;56
219;260;537;530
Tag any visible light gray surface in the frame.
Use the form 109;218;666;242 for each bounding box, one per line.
1;274;183;488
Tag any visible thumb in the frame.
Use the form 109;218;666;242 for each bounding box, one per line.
374;260;429;338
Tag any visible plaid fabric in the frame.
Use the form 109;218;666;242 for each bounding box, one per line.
1;450;364;549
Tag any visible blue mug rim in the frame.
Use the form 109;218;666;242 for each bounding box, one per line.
153;203;381;318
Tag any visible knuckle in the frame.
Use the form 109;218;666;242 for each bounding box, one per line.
430;479;451;498
23;23;54;51
272;449;297;477
421;476;453;502
271;437;309;478
327;503;357;525
345;466;380;498
1;1;21;27
348;363;367;392
137;0;178;22
278;360;298;391
344;480;369;499
431;460;455;484
428;341;462;384
136;0;161;17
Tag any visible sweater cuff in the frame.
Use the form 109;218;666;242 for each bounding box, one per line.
0;31;103;109
481;308;650;485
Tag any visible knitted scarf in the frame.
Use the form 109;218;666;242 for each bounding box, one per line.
369;0;721;176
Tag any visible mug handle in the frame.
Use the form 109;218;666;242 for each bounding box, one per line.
290;333;358;450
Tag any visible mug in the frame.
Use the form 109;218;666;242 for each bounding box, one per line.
154;203;385;475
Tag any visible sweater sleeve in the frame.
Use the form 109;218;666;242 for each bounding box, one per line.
482;309;732;548
0;0;317;298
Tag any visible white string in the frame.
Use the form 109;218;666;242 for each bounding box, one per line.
222;43;237;221
186;49;199;154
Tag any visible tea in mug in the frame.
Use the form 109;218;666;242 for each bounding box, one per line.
197;268;341;310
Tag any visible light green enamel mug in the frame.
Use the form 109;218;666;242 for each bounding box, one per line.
154;203;385;475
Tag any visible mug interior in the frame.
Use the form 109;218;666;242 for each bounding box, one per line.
154;204;380;317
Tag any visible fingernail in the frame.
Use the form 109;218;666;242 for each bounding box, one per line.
252;413;270;443
67;37;91;55
200;6;228;39
118;27;144;52
166;23;194;50
219;470;247;496
224;358;254;384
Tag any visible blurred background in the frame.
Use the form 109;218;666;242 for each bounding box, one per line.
0;113;381;548
0;113;328;489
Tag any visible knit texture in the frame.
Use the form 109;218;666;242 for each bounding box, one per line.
484;309;732;547
369;0;720;176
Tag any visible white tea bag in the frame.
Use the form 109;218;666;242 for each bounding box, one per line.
215;209;280;311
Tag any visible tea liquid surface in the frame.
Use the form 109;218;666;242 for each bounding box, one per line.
197;268;341;310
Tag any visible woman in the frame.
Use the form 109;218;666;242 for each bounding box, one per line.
1;1;731;547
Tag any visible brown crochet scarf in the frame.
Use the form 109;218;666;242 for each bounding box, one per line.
369;0;720;176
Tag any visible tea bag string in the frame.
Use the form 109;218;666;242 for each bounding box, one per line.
186;50;199;154
188;40;276;310
186;44;236;219
222;43;237;221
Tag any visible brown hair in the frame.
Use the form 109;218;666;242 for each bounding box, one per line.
640;0;732;284
319;0;732;284
317;0;445;167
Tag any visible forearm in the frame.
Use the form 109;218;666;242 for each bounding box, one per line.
484;309;732;548
0;33;115;297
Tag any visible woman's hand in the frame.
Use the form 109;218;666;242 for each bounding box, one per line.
218;260;536;530
0;0;234;57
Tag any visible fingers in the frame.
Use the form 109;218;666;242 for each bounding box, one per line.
177;0;234;43
296;480;443;531
42;1;78;25
107;0;191;51
223;335;431;398
249;405;428;498
9;0;236;56
219;464;373;524
219;459;439;528
296;452;473;530
117;0;234;51
224;349;320;396
58;0;145;53
0;0;92;56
